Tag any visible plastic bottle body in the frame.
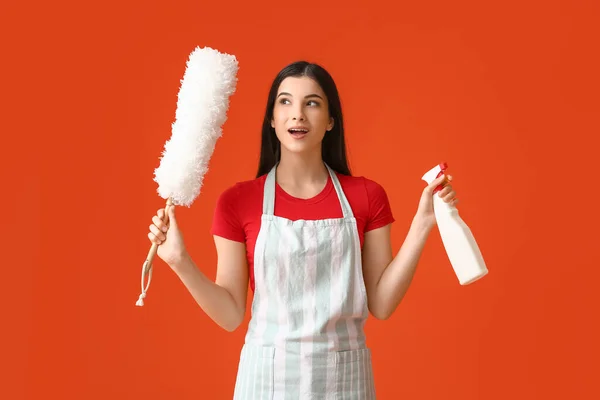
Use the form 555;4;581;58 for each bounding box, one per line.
433;195;488;285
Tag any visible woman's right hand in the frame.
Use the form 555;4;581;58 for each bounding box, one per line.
148;205;188;269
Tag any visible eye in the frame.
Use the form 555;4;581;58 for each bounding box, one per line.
279;98;291;105
307;100;320;106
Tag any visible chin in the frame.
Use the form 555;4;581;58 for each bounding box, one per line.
280;140;320;155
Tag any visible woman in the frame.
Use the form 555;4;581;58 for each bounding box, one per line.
147;61;457;399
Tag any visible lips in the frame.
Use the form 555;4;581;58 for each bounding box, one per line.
288;126;309;139
288;127;309;133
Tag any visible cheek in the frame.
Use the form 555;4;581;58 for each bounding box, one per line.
272;115;288;132
272;104;288;119
308;108;330;124
271;107;282;125
274;113;286;124
272;117;287;140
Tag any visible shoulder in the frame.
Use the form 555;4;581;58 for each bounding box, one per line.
336;172;394;229
336;173;389;199
211;175;266;242
213;175;266;222
216;175;267;205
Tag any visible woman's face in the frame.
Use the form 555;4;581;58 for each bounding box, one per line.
271;76;334;155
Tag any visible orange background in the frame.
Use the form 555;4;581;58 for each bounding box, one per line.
2;0;599;399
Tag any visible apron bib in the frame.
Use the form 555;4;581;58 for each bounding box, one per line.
233;164;376;400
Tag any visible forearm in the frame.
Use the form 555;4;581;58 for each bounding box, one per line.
170;254;244;332
373;216;433;318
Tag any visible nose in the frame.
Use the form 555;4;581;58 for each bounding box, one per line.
292;104;305;121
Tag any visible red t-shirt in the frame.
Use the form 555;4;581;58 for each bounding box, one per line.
210;172;395;291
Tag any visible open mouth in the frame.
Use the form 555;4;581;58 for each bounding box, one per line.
288;127;309;139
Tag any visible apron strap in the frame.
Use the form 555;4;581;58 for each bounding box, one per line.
325;164;354;218
262;163;355;218
263;165;277;215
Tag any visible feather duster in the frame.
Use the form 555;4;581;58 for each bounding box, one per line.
136;46;239;306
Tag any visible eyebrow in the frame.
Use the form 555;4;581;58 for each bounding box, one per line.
277;92;324;100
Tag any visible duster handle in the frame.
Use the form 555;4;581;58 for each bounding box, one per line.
136;197;173;306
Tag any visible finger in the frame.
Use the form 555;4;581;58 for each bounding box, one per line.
438;184;453;197
149;223;165;241
433;174;446;186
426;174;446;193
443;192;456;203
158;207;170;226
149;224;166;241
148;231;162;245
166;205;177;228
152;215;168;232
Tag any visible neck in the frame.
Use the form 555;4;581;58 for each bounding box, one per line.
276;148;328;186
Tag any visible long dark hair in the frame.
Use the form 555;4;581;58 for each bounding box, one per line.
255;61;351;178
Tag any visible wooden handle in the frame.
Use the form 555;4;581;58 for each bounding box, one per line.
143;197;173;275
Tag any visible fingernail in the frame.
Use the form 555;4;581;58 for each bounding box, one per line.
162;226;167;232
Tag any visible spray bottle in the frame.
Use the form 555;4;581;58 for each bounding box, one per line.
422;163;488;285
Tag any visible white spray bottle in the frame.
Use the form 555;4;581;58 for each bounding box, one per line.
422;163;488;285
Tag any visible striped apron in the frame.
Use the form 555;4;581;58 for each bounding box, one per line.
233;163;376;399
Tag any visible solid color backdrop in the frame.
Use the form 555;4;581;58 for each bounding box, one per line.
1;0;598;399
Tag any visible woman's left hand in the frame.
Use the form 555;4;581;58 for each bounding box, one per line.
415;174;458;228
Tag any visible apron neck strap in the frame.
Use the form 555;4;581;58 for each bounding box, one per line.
262;163;354;218
263;165;277;215
325;163;354;218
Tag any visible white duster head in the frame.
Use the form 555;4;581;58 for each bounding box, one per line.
154;46;239;206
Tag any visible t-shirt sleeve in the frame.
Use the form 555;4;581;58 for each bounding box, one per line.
210;184;246;243
364;178;395;232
